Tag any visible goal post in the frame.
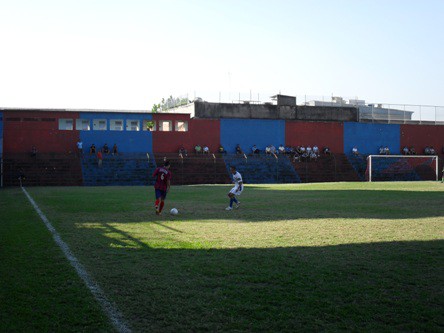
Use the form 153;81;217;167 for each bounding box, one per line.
366;155;439;182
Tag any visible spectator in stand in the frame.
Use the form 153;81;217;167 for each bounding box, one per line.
251;145;260;154
97;150;103;168
313;145;319;156
218;145;227;154
306;146;312;156
285;146;293;155
265;145;271;155
18;168;26;185
194;144;202;154
352;146;359;156
384;146;390;155
323;147;331;155
270;145;276;155
112;144;118;156
313;145;319;155
296;146;303;155
402;146;409;155
77;140;83;157
235;144;243;155
179;145;188;157
409;146;416;155
90;144;96;155
293;150;301;162
278;144;285;154
31;146;37;158
429;146;436;155
203;145;210;154
299;146;306;156
379;146;384;155
103;143;110;155
424;146;430;155
301;147;309;161
310;150;318;161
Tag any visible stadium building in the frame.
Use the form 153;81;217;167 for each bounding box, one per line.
1;95;443;186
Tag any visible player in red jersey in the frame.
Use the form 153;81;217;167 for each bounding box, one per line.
152;160;172;215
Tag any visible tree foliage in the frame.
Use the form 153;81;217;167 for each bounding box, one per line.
152;95;188;112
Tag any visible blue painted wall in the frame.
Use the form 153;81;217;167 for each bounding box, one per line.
79;113;153;153
343;122;400;155
220;119;286;153
0;112;3;155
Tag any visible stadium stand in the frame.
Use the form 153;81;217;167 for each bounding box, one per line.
81;153;157;186
154;153;231;185
3;153;83;186
223;154;301;184
292;153;361;183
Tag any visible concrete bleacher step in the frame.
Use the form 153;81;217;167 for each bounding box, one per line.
153;153;231;185
81;153;157;186
292;154;360;183
3;154;83;186
223;154;301;184
346;154;368;180
361;156;436;181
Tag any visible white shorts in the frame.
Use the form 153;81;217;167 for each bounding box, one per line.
229;186;243;196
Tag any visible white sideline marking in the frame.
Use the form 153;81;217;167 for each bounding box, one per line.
21;187;132;333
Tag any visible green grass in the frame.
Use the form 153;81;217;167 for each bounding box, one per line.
0;188;113;332
1;182;444;332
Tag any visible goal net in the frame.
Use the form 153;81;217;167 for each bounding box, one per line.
366;155;439;182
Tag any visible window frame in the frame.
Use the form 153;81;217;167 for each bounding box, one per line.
76;119;90;131
59;118;74;130
93;119;108;131
159;120;173;132
110;119;124;131
175;120;188;132
126;119;140;131
143;120;156;131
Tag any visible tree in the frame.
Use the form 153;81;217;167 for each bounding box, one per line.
156;95;189;111
151;103;161;113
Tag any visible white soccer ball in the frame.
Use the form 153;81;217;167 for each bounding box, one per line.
170;208;179;215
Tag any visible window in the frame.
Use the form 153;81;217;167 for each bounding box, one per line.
110;119;124;131
76;119;90;130
93;119;107;131
143;120;156;131
59;119;73;130
159;120;172;132
126;120;140;131
175;121;188;132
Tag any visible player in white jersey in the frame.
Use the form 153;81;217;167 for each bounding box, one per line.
226;166;243;210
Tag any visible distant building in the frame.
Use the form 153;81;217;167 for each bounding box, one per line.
305;96;413;122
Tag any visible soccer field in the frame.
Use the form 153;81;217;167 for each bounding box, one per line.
1;182;443;332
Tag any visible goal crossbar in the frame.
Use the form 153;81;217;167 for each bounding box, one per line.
367;155;438;182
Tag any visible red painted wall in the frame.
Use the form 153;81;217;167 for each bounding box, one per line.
3;111;80;154
401;125;444;156
285;121;344;153
152;115;220;153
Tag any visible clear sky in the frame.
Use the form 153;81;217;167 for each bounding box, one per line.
1;0;443;109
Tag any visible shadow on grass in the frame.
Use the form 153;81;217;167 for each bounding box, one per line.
76;235;444;332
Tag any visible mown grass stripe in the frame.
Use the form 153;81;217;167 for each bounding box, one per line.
21;186;132;333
